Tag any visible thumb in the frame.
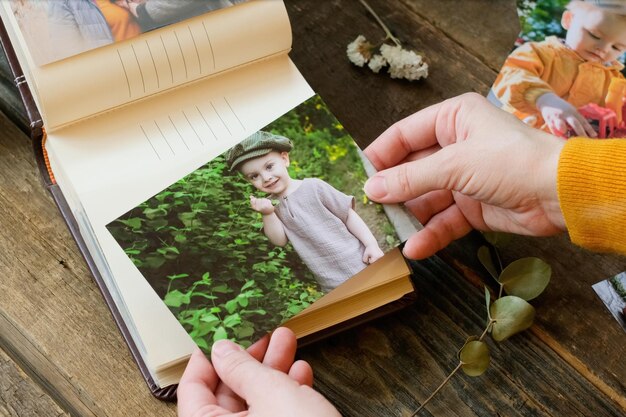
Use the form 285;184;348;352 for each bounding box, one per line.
364;145;458;204
211;339;296;403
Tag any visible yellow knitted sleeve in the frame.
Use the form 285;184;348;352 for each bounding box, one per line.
557;138;626;254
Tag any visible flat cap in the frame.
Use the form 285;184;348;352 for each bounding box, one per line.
225;131;293;171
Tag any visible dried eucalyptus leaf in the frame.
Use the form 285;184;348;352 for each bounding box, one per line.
460;340;490;376
484;286;492;320
482;232;512;247
499;257;551;301
478;246;498;279
490;296;535;341
457;335;479;358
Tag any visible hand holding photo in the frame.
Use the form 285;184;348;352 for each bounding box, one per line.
107;95;411;352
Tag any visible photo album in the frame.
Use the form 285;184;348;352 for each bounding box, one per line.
0;0;415;399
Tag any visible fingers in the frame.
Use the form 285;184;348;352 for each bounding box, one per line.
364;102;441;170
177;348;219;417
404;190;454;225
288;360;314;387
211;339;297;404
402;203;474;259
364;145;457;204
262;327;298;373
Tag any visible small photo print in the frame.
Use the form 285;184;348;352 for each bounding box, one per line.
489;0;626;138
592;272;626;332
106;95;400;351
10;0;248;65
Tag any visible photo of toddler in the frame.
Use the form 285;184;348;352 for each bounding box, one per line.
226;131;384;292
490;0;626;137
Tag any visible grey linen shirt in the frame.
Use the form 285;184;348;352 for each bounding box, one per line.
273;178;368;292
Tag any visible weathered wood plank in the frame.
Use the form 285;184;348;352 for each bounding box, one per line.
287;0;519;148
397;0;520;72
0;347;69;417
0;114;176;417
441;232;626;409
300;254;625;417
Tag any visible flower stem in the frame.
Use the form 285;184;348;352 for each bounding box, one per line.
411;362;463;416
358;0;402;47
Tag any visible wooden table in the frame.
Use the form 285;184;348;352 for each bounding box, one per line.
1;1;625;416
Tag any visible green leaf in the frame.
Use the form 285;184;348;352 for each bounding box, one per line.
478;246;498;279
484;286;492;321
194;337;209;351
240;280;256;291
212;326;228;342
223;313;242;328
490;296;536;341
164;290;190;308
119;217;142;230
499;257;551;301
460;340;490;376
225;299;239;314
482;232;512;247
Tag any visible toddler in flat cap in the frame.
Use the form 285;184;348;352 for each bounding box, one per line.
226;131;384;292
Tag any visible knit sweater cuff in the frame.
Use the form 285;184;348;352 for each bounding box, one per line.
557;138;626;253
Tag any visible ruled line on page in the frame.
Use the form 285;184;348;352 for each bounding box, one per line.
188;26;202;75
155;121;176;155
182;110;204;146
210;101;231;136
224;97;245;130
202;21;216;71
131;44;146;94
140;124;161;160
117;49;132;98
160;35;174;85
174;31;188;80
169;115;190;151
146;40;160;89
196;105;217;141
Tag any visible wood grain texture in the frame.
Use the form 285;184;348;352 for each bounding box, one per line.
441;232;626;408
300;254;625;417
1;0;624;415
0;114;176;417
0;348;69;417
286;0;519;148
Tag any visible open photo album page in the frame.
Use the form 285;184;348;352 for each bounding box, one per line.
106;95;401;351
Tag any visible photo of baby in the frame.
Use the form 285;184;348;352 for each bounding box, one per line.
9;0;248;65
106;95;400;351
489;0;626;138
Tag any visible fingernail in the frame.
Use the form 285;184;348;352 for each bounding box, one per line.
364;175;387;199
212;339;242;358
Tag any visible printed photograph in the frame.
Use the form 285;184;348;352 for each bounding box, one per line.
106;95;401;351
10;0;248;65
593;272;626;332
488;0;626;138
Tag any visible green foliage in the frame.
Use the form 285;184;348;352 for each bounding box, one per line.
489;296;536;342
517;0;568;42
459;339;490;377
499;258;551;301
108;95;396;352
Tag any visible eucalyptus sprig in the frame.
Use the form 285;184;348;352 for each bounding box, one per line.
412;240;551;415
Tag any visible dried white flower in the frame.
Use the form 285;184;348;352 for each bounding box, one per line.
346;35;373;67
380;44;428;81
367;54;387;73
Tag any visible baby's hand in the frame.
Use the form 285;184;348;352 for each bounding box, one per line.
536;93;596;138
362;244;384;264
250;195;275;215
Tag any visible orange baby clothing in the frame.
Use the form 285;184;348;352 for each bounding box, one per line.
492;37;624;128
